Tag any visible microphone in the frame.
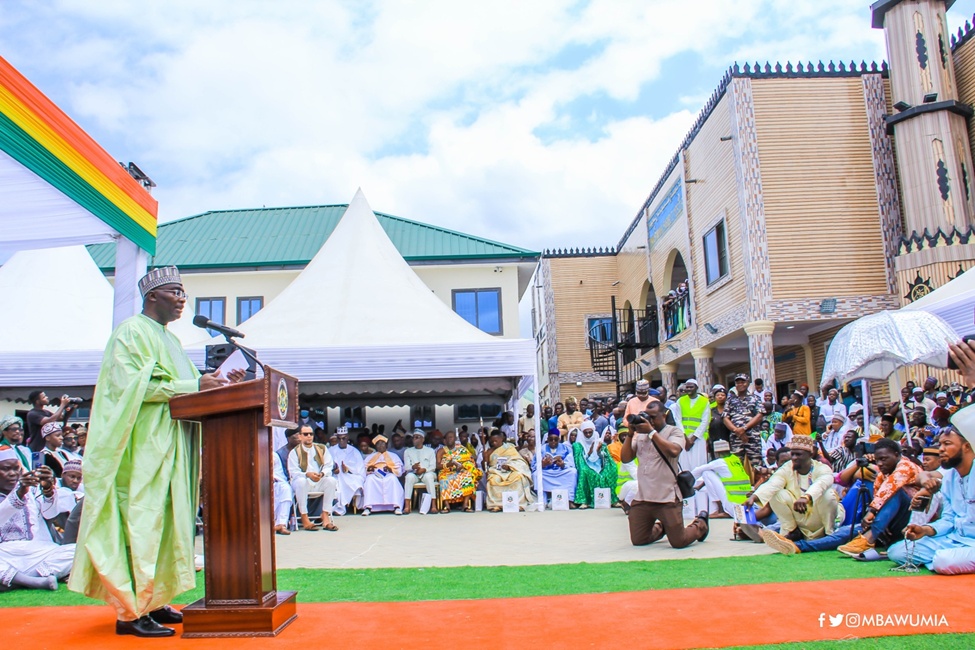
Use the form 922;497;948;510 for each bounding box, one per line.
193;315;246;339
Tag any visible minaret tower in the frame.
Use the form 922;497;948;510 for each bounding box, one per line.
873;0;975;240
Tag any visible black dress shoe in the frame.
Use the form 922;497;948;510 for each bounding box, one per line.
696;510;710;543
149;605;183;624
116;615;176;637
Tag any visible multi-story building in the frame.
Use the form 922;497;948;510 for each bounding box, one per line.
536;0;975;407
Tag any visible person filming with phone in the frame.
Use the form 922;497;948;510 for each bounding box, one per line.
621;401;709;548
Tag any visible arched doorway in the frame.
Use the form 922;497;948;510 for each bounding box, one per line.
621;300;636;365
639;282;659;351
663;250;691;339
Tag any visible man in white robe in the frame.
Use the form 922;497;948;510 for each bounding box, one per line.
0;448;73;591
330;428;366;515
691;439;753;518
272;451;292;535
362;435;404;515
287;426;339;531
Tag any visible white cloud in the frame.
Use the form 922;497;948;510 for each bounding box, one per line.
4;0;966;256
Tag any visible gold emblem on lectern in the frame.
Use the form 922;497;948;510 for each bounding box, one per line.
277;378;289;419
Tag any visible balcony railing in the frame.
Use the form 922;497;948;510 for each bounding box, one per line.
662;290;691;340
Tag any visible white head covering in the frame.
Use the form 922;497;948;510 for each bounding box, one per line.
578;420;600;455
0;445;18;463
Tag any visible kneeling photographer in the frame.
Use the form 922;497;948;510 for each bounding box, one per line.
621;401;709;548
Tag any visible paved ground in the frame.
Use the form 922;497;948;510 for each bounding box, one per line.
270;508;774;569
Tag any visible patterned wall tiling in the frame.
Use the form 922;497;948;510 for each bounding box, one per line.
765;295;902;321
746;329;777;390
862;73;903;295
693;354;716;390
729;77;773;322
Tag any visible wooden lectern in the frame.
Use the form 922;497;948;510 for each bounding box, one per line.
170;366;299;637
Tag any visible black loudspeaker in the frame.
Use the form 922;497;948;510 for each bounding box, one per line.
205;343;235;371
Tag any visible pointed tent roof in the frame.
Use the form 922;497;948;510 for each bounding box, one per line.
191;190;534;393
209;190;498;349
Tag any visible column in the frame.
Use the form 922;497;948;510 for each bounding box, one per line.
113;237;148;329
743;320;776;393
690;348;715;391
800;343;816;390
658;363;678;399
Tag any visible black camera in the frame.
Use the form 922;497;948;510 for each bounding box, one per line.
854;441;876;456
626;413;647;426
855;456;871;468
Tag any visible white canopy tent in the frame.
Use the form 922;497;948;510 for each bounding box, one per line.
903;266;975;338
0;244;208;394
190;189;544;506
189;189;537;405
0;56;160;329
0;150;124;257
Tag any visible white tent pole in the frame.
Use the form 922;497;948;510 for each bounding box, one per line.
533;370;544;511
113;236;147;329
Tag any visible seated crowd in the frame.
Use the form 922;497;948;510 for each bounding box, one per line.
4;358;975;594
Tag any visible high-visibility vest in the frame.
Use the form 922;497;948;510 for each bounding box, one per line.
615;459;638;492
719;455;752;504
678;394;709;440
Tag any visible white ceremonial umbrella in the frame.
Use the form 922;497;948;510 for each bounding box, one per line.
821;310;959;432
821;310;958;386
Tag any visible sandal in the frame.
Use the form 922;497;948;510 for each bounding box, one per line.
361;509;371;516
322;522;339;532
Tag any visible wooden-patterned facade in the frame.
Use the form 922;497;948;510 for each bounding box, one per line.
536;1;975;407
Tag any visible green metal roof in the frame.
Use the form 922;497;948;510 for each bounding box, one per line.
87;204;539;271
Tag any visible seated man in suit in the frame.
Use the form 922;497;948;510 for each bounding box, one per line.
287;426;338;531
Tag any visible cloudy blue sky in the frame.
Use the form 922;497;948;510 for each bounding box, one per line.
3;0;975;254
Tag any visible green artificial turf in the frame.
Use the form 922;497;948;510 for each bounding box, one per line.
724;633;975;649
0;552;923;608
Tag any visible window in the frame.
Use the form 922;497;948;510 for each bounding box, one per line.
196;297;226;336
455;403;503;422
452;288;502;335
703;220;729;285
587;317;613;344
411;405;436;429
237;296;263;325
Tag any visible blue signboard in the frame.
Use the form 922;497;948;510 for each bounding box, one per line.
646;180;684;249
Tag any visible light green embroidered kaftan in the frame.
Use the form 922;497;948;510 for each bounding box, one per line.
68;314;201;621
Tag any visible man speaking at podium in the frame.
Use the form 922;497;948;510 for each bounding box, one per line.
69;266;242;637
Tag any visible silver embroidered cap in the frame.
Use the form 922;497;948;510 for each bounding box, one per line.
138;266;182;297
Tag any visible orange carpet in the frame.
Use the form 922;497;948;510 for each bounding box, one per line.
7;575;974;649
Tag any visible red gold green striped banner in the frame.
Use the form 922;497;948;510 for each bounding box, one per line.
0;55;157;253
